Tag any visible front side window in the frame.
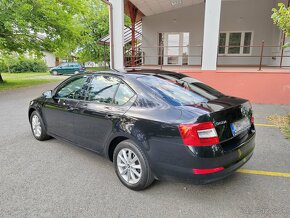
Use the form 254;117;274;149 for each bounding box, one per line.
55;76;89;100
88;75;120;104
219;31;253;55
60;63;69;67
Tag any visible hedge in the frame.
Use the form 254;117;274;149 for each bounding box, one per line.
0;57;48;73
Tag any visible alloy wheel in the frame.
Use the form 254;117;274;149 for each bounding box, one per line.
31;115;42;137
117;148;142;184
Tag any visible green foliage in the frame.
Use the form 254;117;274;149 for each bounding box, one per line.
0;56;48;73
74;0;131;63
0;0;134;71
0;0;125;64
0;0;87;56
77;0;110;63
272;3;290;47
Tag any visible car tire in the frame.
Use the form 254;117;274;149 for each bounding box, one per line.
52;70;58;76
74;71;80;74
30;111;51;141
113;140;154;191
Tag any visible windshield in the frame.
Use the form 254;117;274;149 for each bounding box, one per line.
137;76;208;106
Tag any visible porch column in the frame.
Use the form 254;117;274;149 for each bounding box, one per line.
128;1;139;67
109;0;124;70
201;0;221;70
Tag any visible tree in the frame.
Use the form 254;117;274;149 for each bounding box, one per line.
77;0;110;64
77;0;132;64
0;0;89;82
0;0;127;82
0;0;87;54
272;3;290;47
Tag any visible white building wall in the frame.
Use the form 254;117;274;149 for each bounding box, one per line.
282;37;290;67
219;0;274;66
43;51;56;68
142;3;204;65
142;0;283;67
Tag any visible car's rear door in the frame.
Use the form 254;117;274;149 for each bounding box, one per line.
74;75;136;152
58;63;70;74
70;63;79;74
42;75;91;141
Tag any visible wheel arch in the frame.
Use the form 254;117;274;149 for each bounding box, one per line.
28;107;36;119
105;131;150;162
107;135;129;162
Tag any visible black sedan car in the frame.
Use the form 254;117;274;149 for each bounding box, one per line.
28;70;255;190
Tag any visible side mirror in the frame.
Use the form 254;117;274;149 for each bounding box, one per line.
42;90;53;98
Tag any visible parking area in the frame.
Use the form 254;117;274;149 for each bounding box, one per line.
0;82;290;217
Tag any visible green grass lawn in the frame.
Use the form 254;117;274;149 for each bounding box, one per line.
0;72;65;91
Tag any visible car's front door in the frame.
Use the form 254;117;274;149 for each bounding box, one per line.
70;63;80;74
42;75;91;141
67;63;77;74
58;63;70;74
74;75;136;152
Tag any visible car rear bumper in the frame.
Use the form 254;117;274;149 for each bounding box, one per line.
151;132;255;184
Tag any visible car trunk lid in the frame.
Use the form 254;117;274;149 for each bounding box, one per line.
179;96;253;143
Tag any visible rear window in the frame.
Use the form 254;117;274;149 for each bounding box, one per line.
137;76;208;106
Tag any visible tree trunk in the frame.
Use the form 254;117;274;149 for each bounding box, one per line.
0;73;3;83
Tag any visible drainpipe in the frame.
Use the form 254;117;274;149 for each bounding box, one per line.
101;0;114;69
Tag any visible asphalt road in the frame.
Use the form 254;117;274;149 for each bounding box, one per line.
1;82;290;218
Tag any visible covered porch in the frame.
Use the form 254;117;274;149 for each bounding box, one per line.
106;0;290;71
103;0;290;104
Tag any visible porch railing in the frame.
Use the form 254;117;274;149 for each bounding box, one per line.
124;42;290;70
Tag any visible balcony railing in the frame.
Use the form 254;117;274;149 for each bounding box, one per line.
123;41;290;70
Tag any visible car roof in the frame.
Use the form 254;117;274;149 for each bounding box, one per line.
86;69;184;78
60;62;80;64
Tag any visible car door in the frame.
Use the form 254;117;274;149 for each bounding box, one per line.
68;63;77;74
58;63;69;74
42;75;91;142
74;75;136;152
72;63;80;73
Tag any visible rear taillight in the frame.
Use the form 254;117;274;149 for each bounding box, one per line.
248;101;254;124
193;167;224;174
250;116;254;124
80;68;85;70
178;122;219;146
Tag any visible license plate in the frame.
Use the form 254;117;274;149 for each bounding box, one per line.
230;117;251;136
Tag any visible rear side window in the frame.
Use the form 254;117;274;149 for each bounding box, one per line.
137;76;208;106
88;75;119;104
114;83;135;105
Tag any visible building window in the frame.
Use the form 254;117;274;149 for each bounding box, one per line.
159;32;190;65
219;31;253;55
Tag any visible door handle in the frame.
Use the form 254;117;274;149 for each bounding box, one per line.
105;113;118;119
